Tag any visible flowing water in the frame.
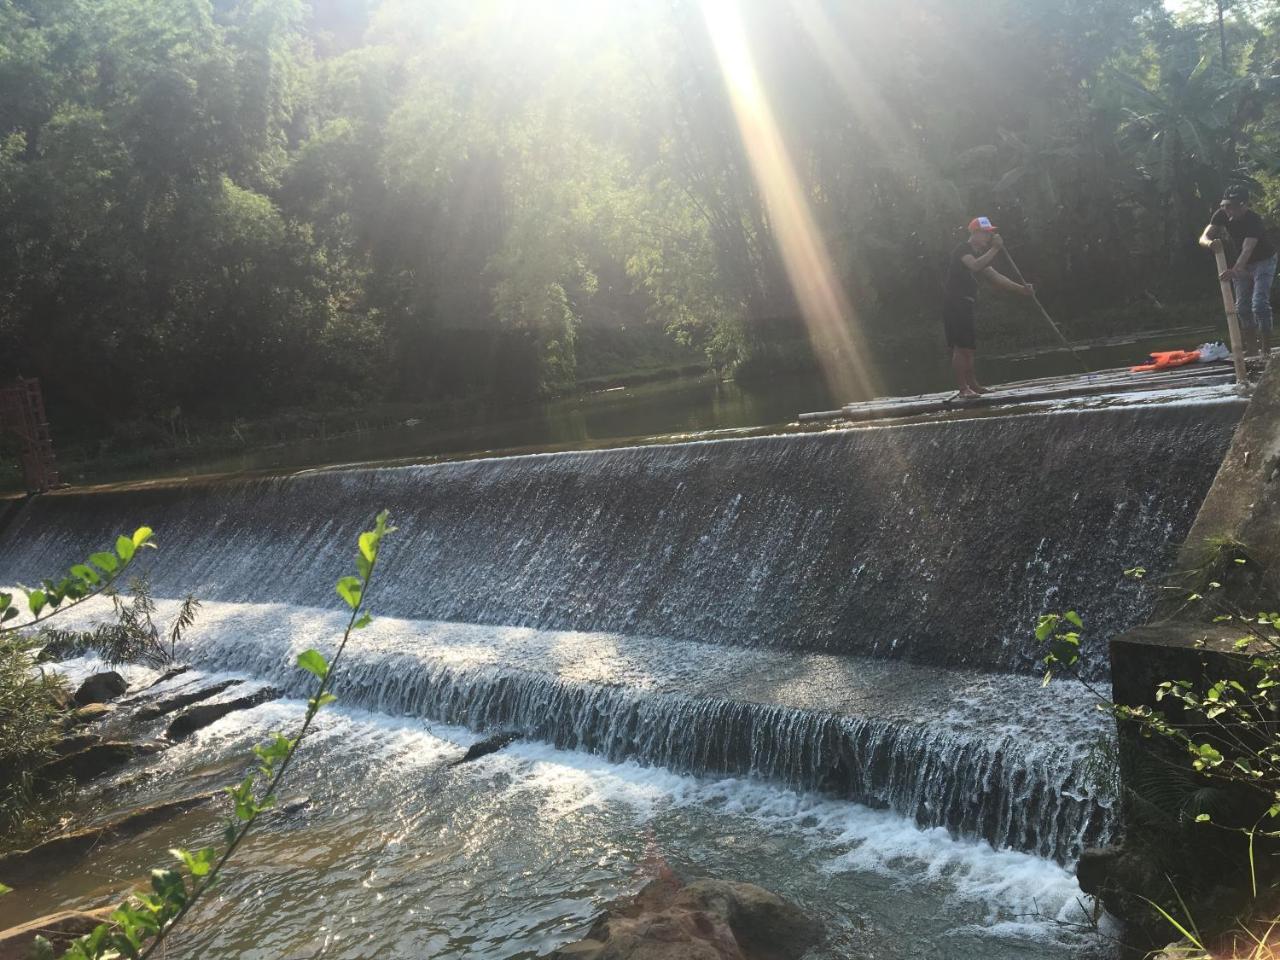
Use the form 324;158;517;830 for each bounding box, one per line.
0;390;1244;958
4;656;1108;960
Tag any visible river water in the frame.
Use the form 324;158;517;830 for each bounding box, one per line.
3;655;1110;960
2;332;1231;957
76;326;1217;484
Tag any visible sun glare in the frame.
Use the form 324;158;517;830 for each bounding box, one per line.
700;0;879;404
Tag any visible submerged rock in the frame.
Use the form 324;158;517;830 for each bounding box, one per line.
51;733;103;757
451;731;521;766
0;907;116;960
132;678;243;721
551;875;822;960
72;671;127;706
40;741;144;785
116;665;192;705
66;702;115;727
0;792;218;887
164;687;281;742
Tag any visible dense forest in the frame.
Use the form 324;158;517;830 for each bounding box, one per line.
1;0;1279;436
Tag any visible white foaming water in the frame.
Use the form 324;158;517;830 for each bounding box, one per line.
31;597;1110;956
38;595;1116;865
114;685;1094;948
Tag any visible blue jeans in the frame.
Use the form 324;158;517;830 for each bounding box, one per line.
1233;254;1278;334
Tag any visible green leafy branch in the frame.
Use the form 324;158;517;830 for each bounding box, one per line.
45;511;395;960
0;528;156;639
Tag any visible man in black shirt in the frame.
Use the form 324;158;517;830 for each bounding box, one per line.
1200;185;1277;357
942;216;1035;397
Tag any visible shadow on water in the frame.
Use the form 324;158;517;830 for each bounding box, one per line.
66;326;1218;485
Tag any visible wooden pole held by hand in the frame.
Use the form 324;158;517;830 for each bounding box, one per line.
1212;239;1248;385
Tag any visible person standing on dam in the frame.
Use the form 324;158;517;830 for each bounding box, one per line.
942;216;1036;397
1199;184;1277;359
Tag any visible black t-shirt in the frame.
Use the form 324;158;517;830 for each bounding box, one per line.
1210;208;1276;264
944;242;981;299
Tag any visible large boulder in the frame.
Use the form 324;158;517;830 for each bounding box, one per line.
72;672;127;707
674;880;823;960
551;875;822;960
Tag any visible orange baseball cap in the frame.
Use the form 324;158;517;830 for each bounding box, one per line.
968;216;997;233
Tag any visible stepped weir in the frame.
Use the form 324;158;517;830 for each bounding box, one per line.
0;396;1247;866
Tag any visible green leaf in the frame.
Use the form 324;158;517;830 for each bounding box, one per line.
359;531;378;563
1195;813;1211;822
309;692;338;710
132;526;154;548
26;590;45;617
90;552;118;574
116;535;135;563
296;649;329;681
150;867;187;907
0;593;10;612
1034;615;1057;643
1064;610;1083;628
356;553;372;581
353;612;372;630
253;732;294;765
335;576;362;610
171;846;216;878
1;608;17;622
0;882;10;896
29;935;54;960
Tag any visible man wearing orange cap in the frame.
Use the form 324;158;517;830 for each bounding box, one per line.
942;216;1035;397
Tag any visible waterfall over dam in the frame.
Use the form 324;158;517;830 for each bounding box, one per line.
0;399;1246;864
2;401;1242;676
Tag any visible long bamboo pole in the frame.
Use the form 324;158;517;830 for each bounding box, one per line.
1211;239;1248;385
999;248;1091;375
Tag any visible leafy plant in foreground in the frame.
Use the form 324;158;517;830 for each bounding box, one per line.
38;511;395;960
0;527;157;640
37;577;201;668
0;527;159;855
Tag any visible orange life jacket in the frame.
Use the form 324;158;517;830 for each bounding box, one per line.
1130;350;1201;373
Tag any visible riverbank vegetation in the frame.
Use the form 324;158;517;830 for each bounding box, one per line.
2;0;1279;452
0;529;156;849
1040;551;1280;958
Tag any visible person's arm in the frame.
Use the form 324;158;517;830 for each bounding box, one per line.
960;236;1004;273
982;266;1034;295
1202;209;1228;250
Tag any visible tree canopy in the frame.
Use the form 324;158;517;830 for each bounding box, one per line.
1;0;1278;432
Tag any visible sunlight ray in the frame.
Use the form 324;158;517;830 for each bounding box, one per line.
700;0;880;403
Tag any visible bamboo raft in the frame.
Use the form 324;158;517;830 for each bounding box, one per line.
798;361;1246;426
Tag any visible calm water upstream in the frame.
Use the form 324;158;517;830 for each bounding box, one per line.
72;326;1216;484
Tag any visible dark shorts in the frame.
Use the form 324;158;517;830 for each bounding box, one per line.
942;297;976;350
